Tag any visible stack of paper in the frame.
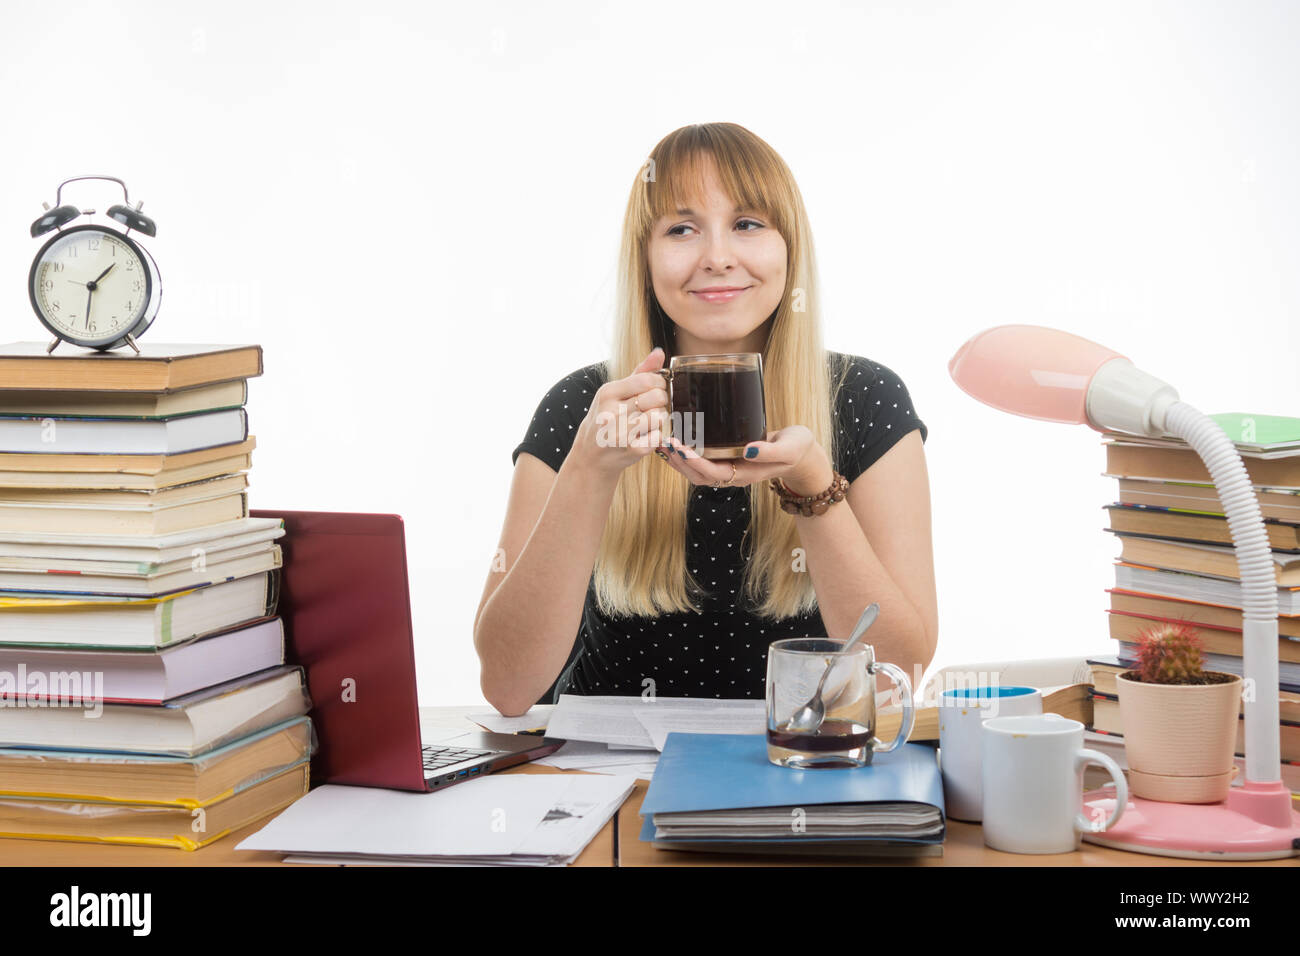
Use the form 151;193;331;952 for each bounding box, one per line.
236;774;635;866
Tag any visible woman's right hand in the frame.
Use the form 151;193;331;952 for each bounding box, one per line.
571;347;671;478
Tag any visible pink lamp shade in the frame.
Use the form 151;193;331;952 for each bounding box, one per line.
948;325;1127;426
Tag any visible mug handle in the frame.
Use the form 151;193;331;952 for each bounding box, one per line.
867;661;914;753
1073;748;1128;833
655;368;674;438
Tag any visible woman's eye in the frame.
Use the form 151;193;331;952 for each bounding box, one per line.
667;219;763;237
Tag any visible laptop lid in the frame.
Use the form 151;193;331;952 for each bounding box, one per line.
251;510;430;791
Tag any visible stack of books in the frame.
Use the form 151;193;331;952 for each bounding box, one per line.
0;343;312;850
1089;411;1300;793
639;733;946;858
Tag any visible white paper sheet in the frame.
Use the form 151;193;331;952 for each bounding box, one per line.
465;705;555;734
547;695;765;750
259;775;635;866
235;776;573;856
634;706;766;750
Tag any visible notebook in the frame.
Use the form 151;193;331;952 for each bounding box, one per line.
640;733;945;854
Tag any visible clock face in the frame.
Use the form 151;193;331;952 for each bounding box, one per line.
29;226;150;345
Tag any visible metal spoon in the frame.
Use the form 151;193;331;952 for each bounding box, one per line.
784;603;880;735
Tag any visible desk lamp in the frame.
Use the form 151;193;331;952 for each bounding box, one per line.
949;324;1300;860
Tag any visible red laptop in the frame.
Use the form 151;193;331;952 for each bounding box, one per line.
251;510;563;792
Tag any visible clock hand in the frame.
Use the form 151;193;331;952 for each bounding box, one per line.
85;288;94;329
91;264;115;283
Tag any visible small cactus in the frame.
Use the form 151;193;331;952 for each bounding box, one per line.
1133;620;1206;684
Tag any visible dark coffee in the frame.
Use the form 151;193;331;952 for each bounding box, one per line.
671;363;766;452
767;718;873;753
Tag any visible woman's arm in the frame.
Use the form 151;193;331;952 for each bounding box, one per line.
782;430;938;692
473;448;622;717
476;354;670;716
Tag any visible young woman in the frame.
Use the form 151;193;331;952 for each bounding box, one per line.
475;123;937;716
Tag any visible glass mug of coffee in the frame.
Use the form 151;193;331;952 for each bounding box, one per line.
766;637;915;769
656;353;766;459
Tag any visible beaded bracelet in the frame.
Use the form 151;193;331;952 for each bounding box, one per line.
768;472;850;517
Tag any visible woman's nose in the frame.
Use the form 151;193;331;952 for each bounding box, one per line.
698;230;736;272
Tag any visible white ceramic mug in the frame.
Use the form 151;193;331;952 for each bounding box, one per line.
938;686;1042;822
981;714;1128;854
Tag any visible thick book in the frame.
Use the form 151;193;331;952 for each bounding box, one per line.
0;436;255;490
0;380;247;420
0;515;283;565
1108;588;1300;637
0;664;310;756
1105;503;1300;553
0;716;312;805
0;542;281;598
640;733;945;854
1107;609;1300;664
1106;441;1300;489
0;408;247;455
0;615;285;703
0;472;247;509
0;761;308;850
0;342;262;393
0;569;276;648
1116;478;1300;522
1114;563;1300;615
0;491;247;535
1115;535;1300;587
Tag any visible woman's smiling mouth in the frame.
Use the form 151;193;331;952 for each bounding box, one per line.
689;285;752;303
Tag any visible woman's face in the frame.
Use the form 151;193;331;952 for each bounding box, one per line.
647;158;787;356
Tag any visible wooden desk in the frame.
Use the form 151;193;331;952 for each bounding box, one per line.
615;778;1299;867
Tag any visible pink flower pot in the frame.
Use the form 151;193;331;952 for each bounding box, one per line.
1115;671;1242;804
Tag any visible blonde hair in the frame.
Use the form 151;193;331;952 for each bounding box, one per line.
592;122;851;621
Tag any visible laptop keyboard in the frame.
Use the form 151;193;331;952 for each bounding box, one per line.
422;744;493;772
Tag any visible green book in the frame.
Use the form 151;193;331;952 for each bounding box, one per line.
1210;413;1300;452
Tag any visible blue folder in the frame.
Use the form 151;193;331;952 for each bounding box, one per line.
640;733;945;848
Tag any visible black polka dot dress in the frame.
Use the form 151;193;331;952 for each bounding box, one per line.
510;351;928;701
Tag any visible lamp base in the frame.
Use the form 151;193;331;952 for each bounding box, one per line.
1081;781;1300;860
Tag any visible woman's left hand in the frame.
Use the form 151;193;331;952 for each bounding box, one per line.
659;426;834;496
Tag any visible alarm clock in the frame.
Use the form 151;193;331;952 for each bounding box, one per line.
28;175;161;354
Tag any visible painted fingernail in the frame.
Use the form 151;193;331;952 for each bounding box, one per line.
676;448;688;460
655;449;669;461
745;447;759;459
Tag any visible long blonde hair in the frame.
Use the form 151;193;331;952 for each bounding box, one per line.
592;122;850;621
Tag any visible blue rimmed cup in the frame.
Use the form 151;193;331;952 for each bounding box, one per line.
938;685;1043;822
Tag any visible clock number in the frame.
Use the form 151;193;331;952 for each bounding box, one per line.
126;260;135;271
48;261;64;273
110;244;116;256
125;301;133;311
66;245;77;257
88;319;97;332
50;301;60;312
88;237;101;251
132;280;142;292
41;279;53;292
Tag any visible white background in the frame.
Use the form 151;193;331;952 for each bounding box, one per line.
2;1;1297;706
